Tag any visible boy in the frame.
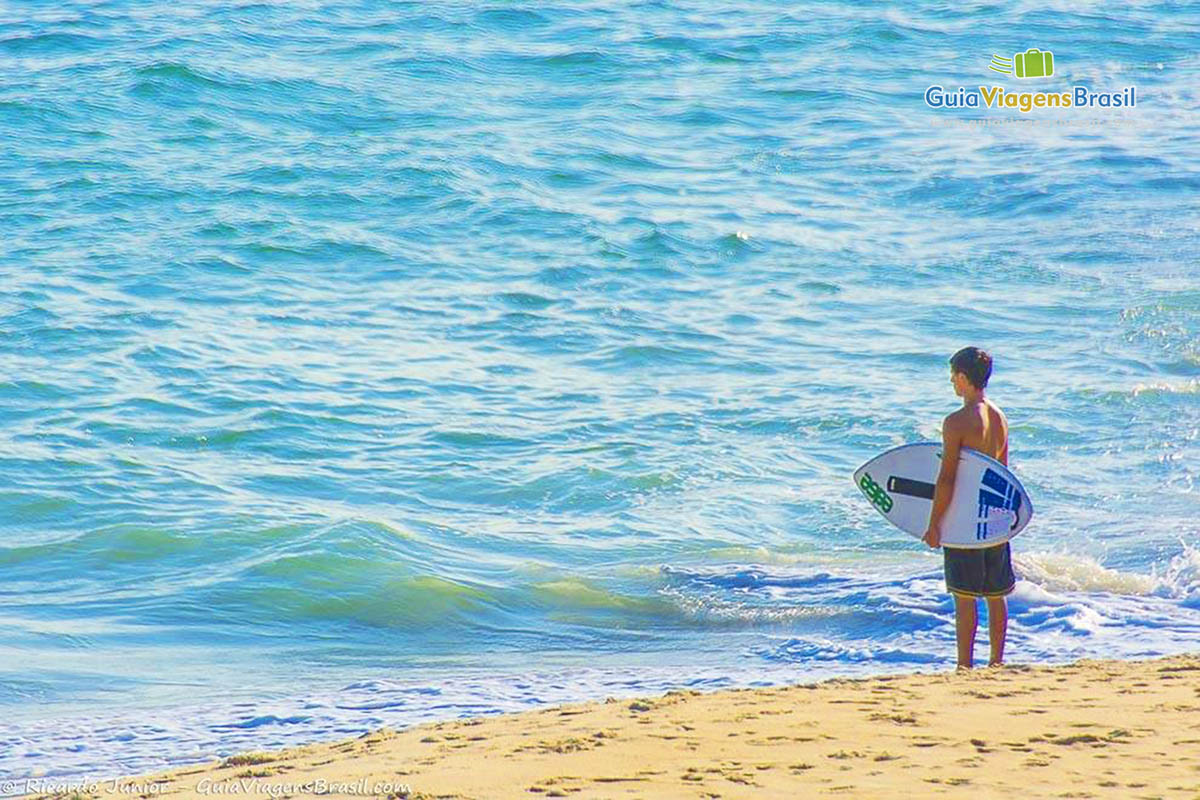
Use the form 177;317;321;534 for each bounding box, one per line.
922;346;1015;670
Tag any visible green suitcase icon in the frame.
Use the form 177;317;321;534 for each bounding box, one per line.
1014;48;1053;78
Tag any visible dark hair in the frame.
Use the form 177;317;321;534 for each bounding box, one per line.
949;346;992;389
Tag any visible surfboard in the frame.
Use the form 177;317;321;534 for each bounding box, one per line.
853;442;1033;549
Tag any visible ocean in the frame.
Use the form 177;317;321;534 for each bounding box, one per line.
1;0;1198;786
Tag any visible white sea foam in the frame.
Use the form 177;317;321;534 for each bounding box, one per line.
1151;539;1200;606
1014;551;1159;595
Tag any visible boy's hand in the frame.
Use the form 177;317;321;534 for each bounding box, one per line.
922;524;942;549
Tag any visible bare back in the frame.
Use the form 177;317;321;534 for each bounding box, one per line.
949;399;1008;465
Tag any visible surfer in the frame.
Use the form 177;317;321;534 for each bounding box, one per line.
922;346;1015;670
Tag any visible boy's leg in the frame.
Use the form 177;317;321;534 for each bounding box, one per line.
953;593;978;669
985;596;1008;666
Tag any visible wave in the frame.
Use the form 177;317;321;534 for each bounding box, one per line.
1014;551;1160;595
1015;543;1200;603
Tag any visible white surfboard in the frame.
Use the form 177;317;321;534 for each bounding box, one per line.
853;443;1033;549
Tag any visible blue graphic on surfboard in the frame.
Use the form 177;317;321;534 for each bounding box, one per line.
853;443;1034;549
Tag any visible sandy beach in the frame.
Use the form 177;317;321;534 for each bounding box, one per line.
25;652;1200;800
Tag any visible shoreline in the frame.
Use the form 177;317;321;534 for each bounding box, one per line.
21;652;1200;800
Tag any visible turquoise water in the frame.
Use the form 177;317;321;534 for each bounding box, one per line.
2;0;1199;785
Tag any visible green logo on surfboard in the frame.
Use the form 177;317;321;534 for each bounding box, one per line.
858;472;894;513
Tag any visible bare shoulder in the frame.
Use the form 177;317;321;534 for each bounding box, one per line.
987;399;1009;427
943;407;970;431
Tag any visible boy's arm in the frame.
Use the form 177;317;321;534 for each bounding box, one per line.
922;415;963;548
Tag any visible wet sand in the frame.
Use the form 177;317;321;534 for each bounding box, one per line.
26;653;1200;799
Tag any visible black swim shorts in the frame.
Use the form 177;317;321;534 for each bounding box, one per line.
944;541;1016;598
